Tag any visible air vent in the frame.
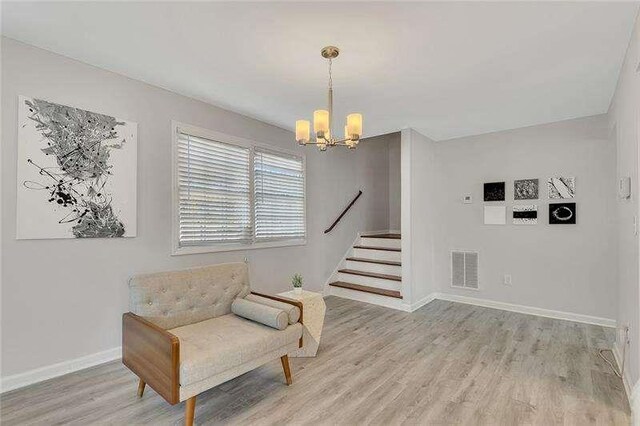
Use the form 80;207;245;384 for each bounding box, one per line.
451;250;479;289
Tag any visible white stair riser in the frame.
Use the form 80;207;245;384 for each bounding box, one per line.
344;260;401;276
359;237;401;249
329;286;406;310
336;273;401;291
352;248;401;262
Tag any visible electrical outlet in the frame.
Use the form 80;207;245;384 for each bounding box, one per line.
503;274;512;286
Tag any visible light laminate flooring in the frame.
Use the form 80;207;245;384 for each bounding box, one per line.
1;297;629;425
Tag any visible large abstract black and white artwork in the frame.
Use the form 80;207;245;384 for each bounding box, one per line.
17;96;137;239
514;179;539;200
549;202;576;225
548;177;575;199
513;205;537;225
484;182;505;201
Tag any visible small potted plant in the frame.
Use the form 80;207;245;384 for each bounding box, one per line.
292;273;303;294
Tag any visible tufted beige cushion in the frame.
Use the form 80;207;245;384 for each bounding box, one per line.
129;263;250;329
231;298;288;330
245;294;300;324
170;314;303;386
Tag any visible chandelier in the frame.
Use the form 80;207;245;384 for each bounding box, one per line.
295;46;363;151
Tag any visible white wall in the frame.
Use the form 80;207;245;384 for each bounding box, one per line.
609;12;640;400
403;115;618;320
432;116;617;320
0;38;390;379
388;133;401;231
318;134;392;281
401;129;438;304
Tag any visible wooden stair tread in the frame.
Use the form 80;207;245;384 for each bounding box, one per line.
329;281;402;299
353;245;401;252
362;234;401;239
338;269;401;281
346;257;401;266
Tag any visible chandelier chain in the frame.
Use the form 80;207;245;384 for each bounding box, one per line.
328;58;333;90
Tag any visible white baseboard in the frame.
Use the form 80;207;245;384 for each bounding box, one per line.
612;344;631;400
613;344;640;426
1;346;121;394
632;382;640;426
433;293;616;328
326;287;429;313
328;285;410;311
360;229;399;236
409;293;437;312
326;289;616;329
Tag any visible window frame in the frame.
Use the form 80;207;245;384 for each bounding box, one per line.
171;121;307;255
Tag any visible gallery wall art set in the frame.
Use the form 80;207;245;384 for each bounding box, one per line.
483;177;576;226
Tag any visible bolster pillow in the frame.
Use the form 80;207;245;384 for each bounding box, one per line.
245;294;300;324
231;298;288;330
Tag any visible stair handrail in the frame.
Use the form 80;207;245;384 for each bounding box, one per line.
324;190;363;234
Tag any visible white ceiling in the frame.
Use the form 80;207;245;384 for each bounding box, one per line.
2;2;638;140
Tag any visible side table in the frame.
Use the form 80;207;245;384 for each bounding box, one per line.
277;290;326;357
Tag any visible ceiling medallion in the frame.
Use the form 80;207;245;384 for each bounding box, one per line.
295;46;363;151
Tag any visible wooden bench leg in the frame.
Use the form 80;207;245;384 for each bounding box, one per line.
280;355;292;385
185;396;196;426
137;379;146;397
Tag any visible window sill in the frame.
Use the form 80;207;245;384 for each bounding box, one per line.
172;239;307;256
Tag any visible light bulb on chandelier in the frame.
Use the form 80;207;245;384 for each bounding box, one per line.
295;46;363;151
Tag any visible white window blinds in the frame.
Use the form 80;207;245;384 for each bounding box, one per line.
254;148;305;241
177;131;252;247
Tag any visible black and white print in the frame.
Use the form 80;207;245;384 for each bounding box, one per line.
17;96;137;239
514;179;539;200
484;182;505;201
513;205;537;225
548;177;575;199
549;202;576;225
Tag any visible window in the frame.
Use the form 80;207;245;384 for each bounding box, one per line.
173;123;306;254
254;148;305;241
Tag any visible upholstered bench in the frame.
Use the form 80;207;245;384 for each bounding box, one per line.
122;262;303;426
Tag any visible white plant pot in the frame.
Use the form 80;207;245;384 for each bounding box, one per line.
293;287;303;295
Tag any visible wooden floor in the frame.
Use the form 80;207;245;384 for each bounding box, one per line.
1;297;629;425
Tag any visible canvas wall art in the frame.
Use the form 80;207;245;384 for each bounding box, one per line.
549;202;576;225
16;96;138;239
548;177;575;199
484;182;505;201
514;179;539;200
484;206;506;225
513;205;537;225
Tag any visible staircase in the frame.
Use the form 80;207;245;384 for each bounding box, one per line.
327;233;404;309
